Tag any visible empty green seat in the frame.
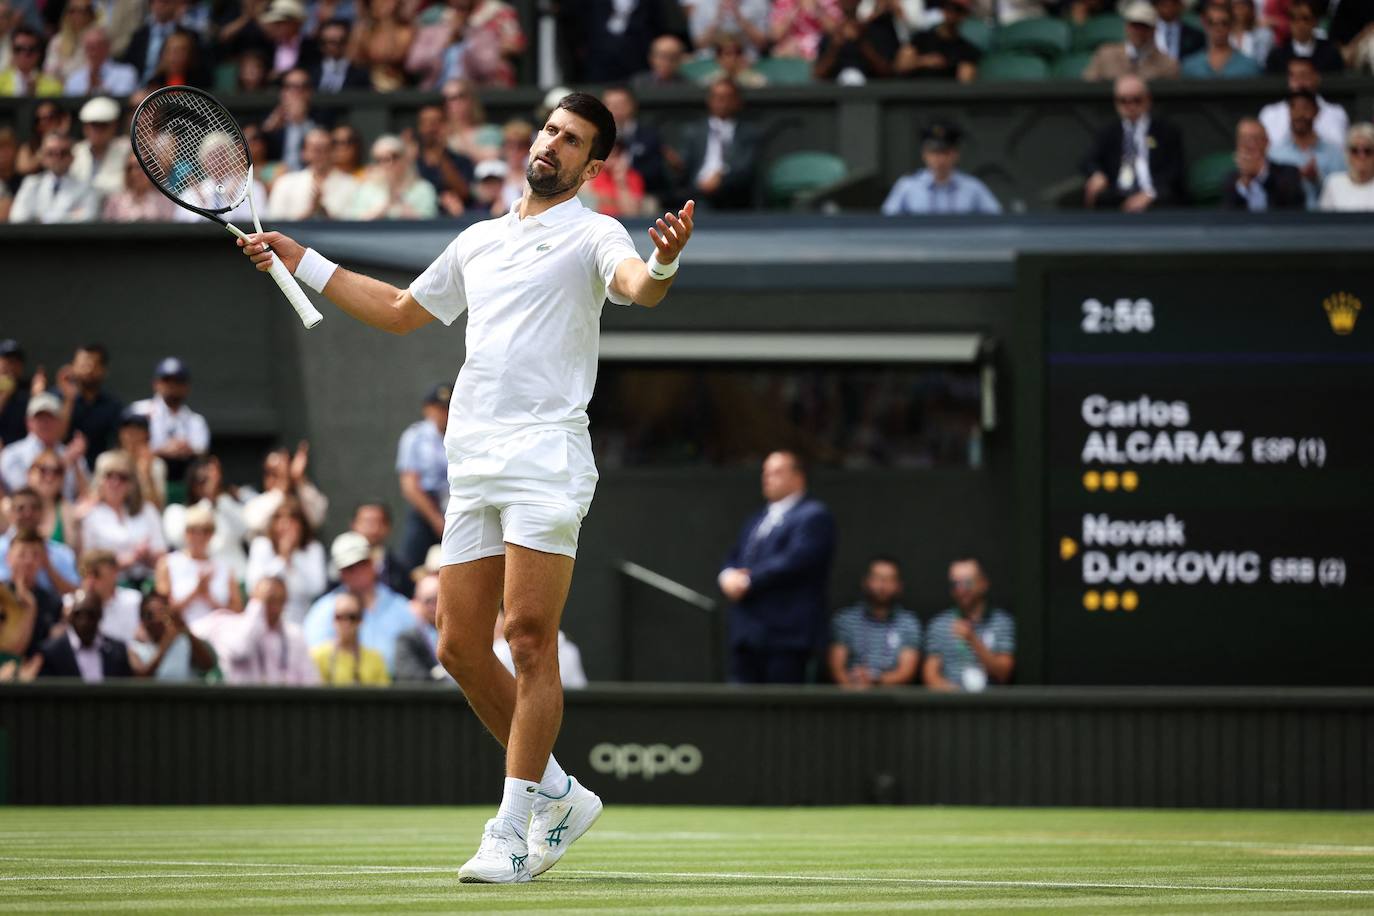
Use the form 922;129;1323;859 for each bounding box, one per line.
995;17;1071;56
213;61;238;93
766;151;847;207
978;51;1051;80
753;56;814;85
1187;151;1236;205
679;58;719;82
1072;14;1125;51
1052;50;1094;77
960;18;993;51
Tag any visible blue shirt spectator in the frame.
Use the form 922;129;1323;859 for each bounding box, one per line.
396;384;451;571
303;533;414;673
1269;91;1348;207
882;171;1001;215
882;121;1001;215
0;487;77;594
1181;7;1261;78
922;558;1016;692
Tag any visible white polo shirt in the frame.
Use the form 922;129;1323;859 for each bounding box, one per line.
408;197;639;465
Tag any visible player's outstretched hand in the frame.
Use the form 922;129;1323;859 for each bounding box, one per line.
648;199;695;266
238;231;304;274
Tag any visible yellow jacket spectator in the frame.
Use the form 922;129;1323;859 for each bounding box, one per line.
310;591;391;686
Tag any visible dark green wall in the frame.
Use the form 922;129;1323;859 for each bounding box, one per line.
3;683;1371;808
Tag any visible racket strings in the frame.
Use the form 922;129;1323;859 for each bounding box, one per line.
132;90;250;213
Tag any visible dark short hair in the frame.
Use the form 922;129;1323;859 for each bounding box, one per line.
321;17;351;33
71;591;103;618
352;501;392;524
1288;55;1317;71
867;555;903;576
10;486;40;503
1287;88;1318;107
1288;0;1314;13
77;343;109;365
554;91;616;161
12;25;44;50
141;590;167;615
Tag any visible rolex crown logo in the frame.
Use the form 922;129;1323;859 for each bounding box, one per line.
1323;292;1362;335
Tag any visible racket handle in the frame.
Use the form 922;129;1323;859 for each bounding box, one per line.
266;254;324;330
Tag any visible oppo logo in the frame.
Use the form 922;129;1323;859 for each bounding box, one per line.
589;743;703;781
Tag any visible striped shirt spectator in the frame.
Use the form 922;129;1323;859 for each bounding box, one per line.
829;556;922;688
922;558;1015;692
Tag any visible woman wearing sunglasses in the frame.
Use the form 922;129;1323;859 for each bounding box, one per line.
1319;122;1374;211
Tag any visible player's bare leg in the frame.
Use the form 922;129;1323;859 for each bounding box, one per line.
436;557;513;742
501;543;574;781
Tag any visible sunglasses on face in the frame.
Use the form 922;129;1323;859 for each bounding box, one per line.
1350;145;1374;156
14;44;40;54
950;577;978;589
187;525;215;534
335;613;362;622
375;152;400;162
105;471;131;482
37;465;63;476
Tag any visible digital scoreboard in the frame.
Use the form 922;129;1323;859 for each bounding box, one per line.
1040;258;1373;684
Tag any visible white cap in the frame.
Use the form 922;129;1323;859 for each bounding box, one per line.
1124;1;1158;26
79;96;120;124
262;0;306;22
331;531;371;569
27;391;62;417
475;159;508;180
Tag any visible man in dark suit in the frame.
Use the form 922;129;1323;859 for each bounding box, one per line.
120;0;184;84
1152;0;1204;60
1265;0;1344;73
393;573;445;682
1082;74;1186;210
677;77;762;211
310;18;370;92
718;450;837;684
601;85;670;201
36;591;132;681
1223;118;1307;210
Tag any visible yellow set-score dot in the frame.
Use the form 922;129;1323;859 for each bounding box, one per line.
1082;470;1140;492
1083;590;1139;612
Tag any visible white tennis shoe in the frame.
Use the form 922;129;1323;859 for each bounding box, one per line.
526;777;603;877
458;817;532;884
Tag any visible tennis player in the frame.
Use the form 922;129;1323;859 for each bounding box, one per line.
239;92;694;883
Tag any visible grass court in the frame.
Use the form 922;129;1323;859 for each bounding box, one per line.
2;805;1371;913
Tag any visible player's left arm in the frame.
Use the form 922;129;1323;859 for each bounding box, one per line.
610;200;695;308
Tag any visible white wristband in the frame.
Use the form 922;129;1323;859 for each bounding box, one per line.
646;252;679;281
294;247;338;294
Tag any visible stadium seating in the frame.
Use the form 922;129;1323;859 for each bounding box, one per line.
765;151;848;207
960;18;993;51
978;52;1052;80
753;57;815;85
994;17;1072;57
1051;50;1094;78
1072;14;1126;51
678;58;719;83
1187;151;1237;205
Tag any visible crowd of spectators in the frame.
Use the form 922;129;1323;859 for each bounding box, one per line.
0;335;588;687
719;449;1013;690
1;0;1371;220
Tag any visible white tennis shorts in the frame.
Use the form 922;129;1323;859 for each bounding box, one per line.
440;427;598;565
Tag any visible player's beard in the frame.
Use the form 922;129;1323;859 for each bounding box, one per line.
526;155;580;198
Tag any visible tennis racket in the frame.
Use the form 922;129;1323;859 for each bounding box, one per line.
131;85;322;330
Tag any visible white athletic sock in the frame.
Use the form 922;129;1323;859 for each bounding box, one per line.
538;755;571;799
497;776;538;839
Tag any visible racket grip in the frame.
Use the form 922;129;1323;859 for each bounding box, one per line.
266;254;324;329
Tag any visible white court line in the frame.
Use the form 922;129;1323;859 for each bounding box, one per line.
556;869;1374;897
2;863;1371;897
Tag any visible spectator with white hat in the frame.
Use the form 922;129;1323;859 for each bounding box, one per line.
70;96;130;199
1084;2;1180;81
1;391;89;499
261;0;320;82
63;27;138;96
